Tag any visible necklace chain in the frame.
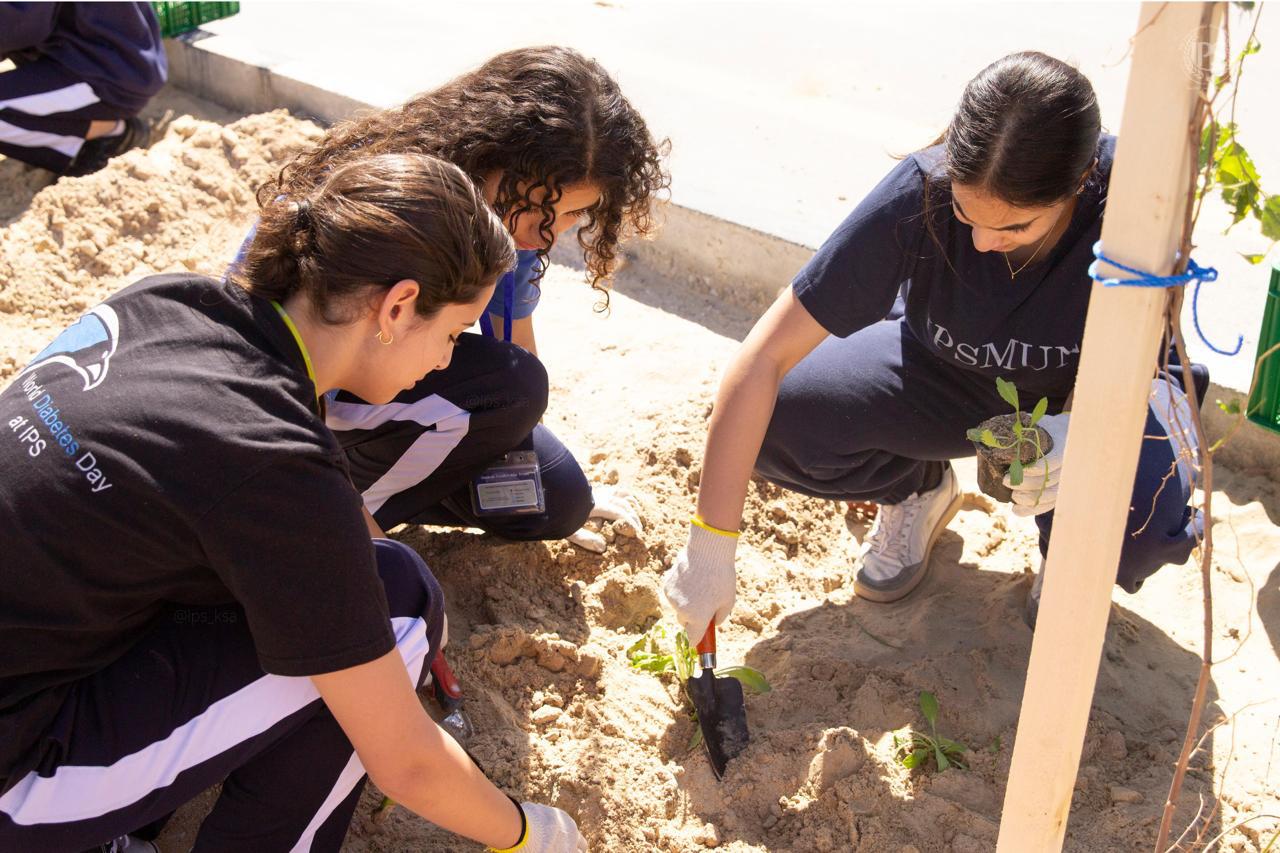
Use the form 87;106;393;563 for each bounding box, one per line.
1002;196;1075;279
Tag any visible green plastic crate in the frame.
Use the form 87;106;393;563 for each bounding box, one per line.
1246;264;1280;435
151;2;241;38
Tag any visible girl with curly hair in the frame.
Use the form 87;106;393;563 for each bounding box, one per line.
261;45;670;550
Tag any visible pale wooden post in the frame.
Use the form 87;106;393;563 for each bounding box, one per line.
995;3;1221;850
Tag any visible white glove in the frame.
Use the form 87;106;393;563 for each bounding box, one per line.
501;802;588;853
1004;412;1070;517
661;520;738;639
566;486;644;553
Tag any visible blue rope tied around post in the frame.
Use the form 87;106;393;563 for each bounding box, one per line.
1088;239;1243;356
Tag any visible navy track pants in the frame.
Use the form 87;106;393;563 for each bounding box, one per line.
329;332;594;541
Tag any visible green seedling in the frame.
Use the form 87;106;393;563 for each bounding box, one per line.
627;623;771;751
965;376;1050;488
893;691;969;773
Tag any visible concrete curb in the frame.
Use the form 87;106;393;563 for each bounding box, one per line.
163;33;1280;479
164;32;367;124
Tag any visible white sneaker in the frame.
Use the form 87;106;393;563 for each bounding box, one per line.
854;466;962;602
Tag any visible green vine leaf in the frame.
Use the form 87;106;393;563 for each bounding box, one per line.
1008;458;1024;487
1261;195;1280;241
1030;397;1049;425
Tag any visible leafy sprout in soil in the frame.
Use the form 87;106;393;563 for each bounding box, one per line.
627;623;771;750
966;376;1051;489
893;691;969;773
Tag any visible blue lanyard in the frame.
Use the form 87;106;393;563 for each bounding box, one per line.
477;270;516;342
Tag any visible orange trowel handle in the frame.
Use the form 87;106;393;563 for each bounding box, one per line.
696;624;716;664
431;653;463;701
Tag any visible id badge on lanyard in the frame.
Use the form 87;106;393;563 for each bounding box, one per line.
470;449;545;516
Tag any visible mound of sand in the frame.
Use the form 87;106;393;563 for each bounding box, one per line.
0;106;322;384
2;100;1277;853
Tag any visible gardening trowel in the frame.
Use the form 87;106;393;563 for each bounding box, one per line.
687;624;750;779
430;652;475;744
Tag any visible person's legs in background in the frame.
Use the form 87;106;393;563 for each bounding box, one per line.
0;59;146;175
755;320;1052;601
332;333;593;541
413;423;594;541
1032;374;1204;608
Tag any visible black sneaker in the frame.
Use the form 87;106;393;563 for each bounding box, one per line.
65;117;151;177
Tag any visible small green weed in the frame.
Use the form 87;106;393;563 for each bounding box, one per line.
627;623;772;693
893;691;969;772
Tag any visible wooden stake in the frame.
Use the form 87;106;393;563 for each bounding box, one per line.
995;4;1220;851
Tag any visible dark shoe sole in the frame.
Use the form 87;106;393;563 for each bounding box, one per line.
854;491;963;603
64;117;151;177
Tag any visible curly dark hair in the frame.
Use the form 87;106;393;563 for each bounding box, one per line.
265;46;670;305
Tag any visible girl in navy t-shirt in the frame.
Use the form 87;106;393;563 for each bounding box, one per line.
662;51;1205;639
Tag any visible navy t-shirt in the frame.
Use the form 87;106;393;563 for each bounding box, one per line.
793;135;1115;396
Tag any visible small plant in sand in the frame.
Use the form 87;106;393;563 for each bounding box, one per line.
893;691;968;773
627;623;770;749
966;376;1054;503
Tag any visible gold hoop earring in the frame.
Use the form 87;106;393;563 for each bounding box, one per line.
375;330;394;345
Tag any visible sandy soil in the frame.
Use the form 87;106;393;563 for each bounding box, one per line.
2;97;1277;853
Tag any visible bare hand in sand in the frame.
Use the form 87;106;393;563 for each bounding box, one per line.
566;486;643;552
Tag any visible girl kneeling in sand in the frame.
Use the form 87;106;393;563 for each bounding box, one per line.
662;51;1206;640
260;46;670;551
0;154;586;852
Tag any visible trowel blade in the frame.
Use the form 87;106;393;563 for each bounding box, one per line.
688;668;750;779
